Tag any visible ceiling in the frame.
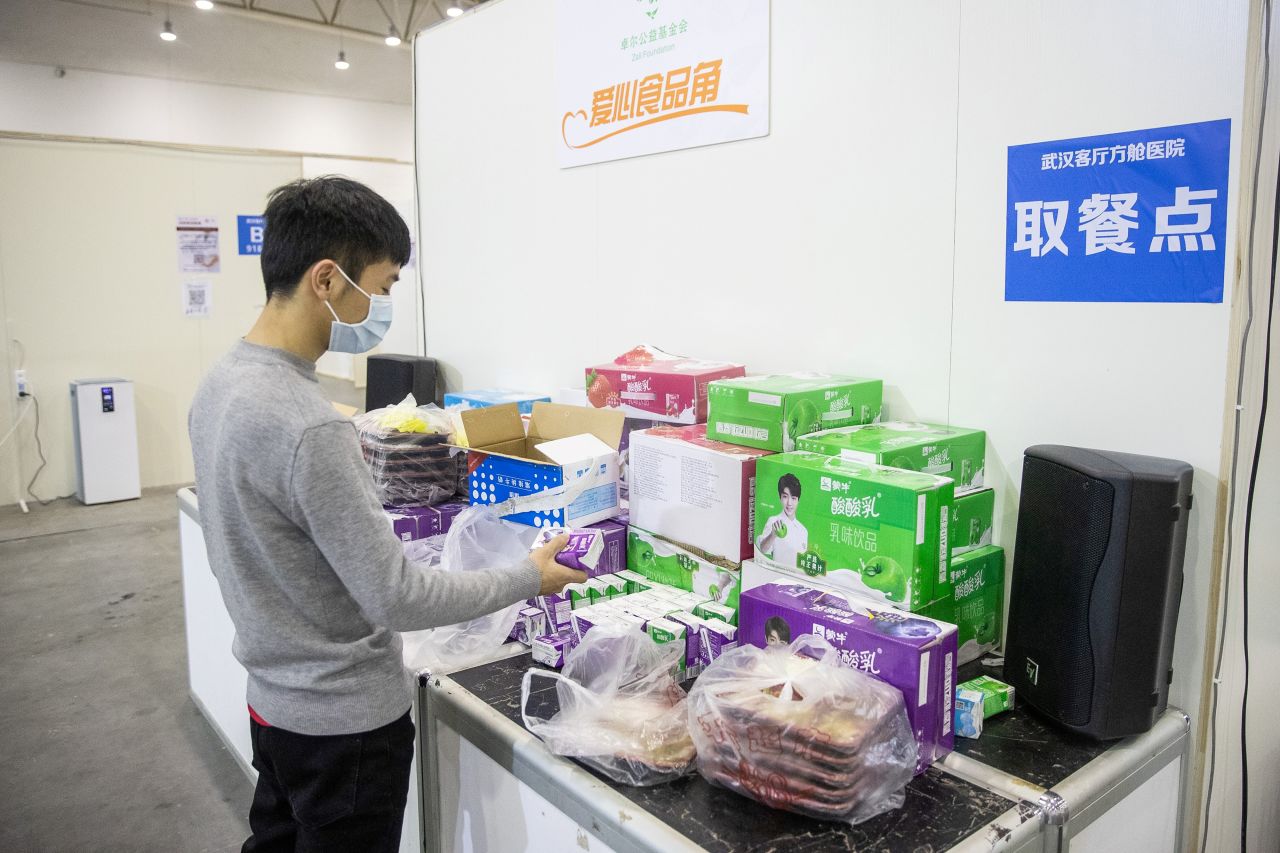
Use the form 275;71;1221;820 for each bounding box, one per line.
0;0;476;105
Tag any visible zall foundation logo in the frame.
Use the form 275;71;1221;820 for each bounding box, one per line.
561;57;751;150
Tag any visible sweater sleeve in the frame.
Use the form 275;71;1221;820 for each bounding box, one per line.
287;420;541;632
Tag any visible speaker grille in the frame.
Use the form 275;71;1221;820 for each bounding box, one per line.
1014;457;1115;726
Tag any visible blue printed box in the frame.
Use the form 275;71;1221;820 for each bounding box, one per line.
444;389;552;415
459;403;625;529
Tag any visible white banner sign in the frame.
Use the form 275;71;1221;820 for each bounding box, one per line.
556;0;769;168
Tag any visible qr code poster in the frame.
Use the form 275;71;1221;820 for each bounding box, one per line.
183;279;212;318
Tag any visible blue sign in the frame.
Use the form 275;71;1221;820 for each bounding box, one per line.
1006;119;1230;303
237;215;265;256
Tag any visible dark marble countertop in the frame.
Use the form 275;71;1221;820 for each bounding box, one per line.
951;661;1110;790
443;652;1021;853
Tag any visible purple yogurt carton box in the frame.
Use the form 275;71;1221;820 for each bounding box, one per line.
739;582;957;774
384;506;434;542
585;519;628;575
532;628;575;668
422;501;468;537
535;591;575;631
532;528;604;573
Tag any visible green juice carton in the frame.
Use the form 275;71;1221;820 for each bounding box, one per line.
626;527;742;609
707;373;883;452
957;674;1015;718
920;545;1005;664
753;452;954;610
950;488;995;556
797;421;987;494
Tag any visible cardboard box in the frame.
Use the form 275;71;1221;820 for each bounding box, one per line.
443;389;551;415
460;403;624;528
920;545;1005;665
753;452;954;610
626;526;742;609
738;581;957;774
798;422;987;495
950;488;994;556
707;373;883;452
629;424;773;562
585;345;746;424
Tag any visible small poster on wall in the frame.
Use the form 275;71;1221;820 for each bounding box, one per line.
237;215;265;256
1005;119;1231;303
182;279;212;318
556;0;769;168
177;215;221;273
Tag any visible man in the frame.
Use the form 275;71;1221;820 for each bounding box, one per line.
755;473;809;569
189;176;585;852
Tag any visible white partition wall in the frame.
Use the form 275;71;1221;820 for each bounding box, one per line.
415;0;1253;844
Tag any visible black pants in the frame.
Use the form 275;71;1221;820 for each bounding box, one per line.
242;711;415;853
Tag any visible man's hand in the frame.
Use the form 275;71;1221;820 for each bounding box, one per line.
531;533;587;595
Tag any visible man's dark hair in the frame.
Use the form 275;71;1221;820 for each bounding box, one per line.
778;473;802;498
764;616;791;643
260;176;411;300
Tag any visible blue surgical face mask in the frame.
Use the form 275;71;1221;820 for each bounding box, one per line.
325;265;393;354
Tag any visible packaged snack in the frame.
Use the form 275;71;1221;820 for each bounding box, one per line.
754;452;954;610
523;628;695;785
585;344;746;424
688;635;916;824
708;373;883;452
798;422;986;495
358;396;465;507
739;582;957;774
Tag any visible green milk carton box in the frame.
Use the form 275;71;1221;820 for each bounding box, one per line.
707;373;883;452
920;545;1005;665
797;421;987;494
950;488;995;556
753;452;954;610
626;527;742;610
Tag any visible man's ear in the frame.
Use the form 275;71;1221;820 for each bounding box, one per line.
305;259;339;299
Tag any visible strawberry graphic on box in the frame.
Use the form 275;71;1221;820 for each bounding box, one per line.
585;345;745;424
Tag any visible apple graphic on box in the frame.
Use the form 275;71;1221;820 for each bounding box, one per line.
859;556;908;602
785;399;821;445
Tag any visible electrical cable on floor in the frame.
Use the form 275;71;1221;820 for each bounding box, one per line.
1201;3;1273;850
21;394;71;507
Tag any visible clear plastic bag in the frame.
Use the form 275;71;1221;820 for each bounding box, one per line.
399;505;538;673
521;627;696;786
687;634;917;825
355;394;466;507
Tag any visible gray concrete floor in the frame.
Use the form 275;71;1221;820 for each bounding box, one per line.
0;487;255;852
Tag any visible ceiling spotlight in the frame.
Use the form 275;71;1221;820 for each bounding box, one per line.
446;5;464;17
160;19;177;41
194;0;214;9
334;50;350;70
385;27;401;46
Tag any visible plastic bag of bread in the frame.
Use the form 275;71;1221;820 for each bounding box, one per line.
354;394;466;507
687;634;916;825
521;626;696;786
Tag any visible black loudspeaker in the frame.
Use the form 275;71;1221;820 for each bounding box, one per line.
1005;444;1193;740
365;355;440;412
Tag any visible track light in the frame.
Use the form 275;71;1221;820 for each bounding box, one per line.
334;50;350;70
385;27;401;46
446;5;463;17
160;19;177;41
194;0;214;9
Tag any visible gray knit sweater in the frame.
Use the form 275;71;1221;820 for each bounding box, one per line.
189;340;540;735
